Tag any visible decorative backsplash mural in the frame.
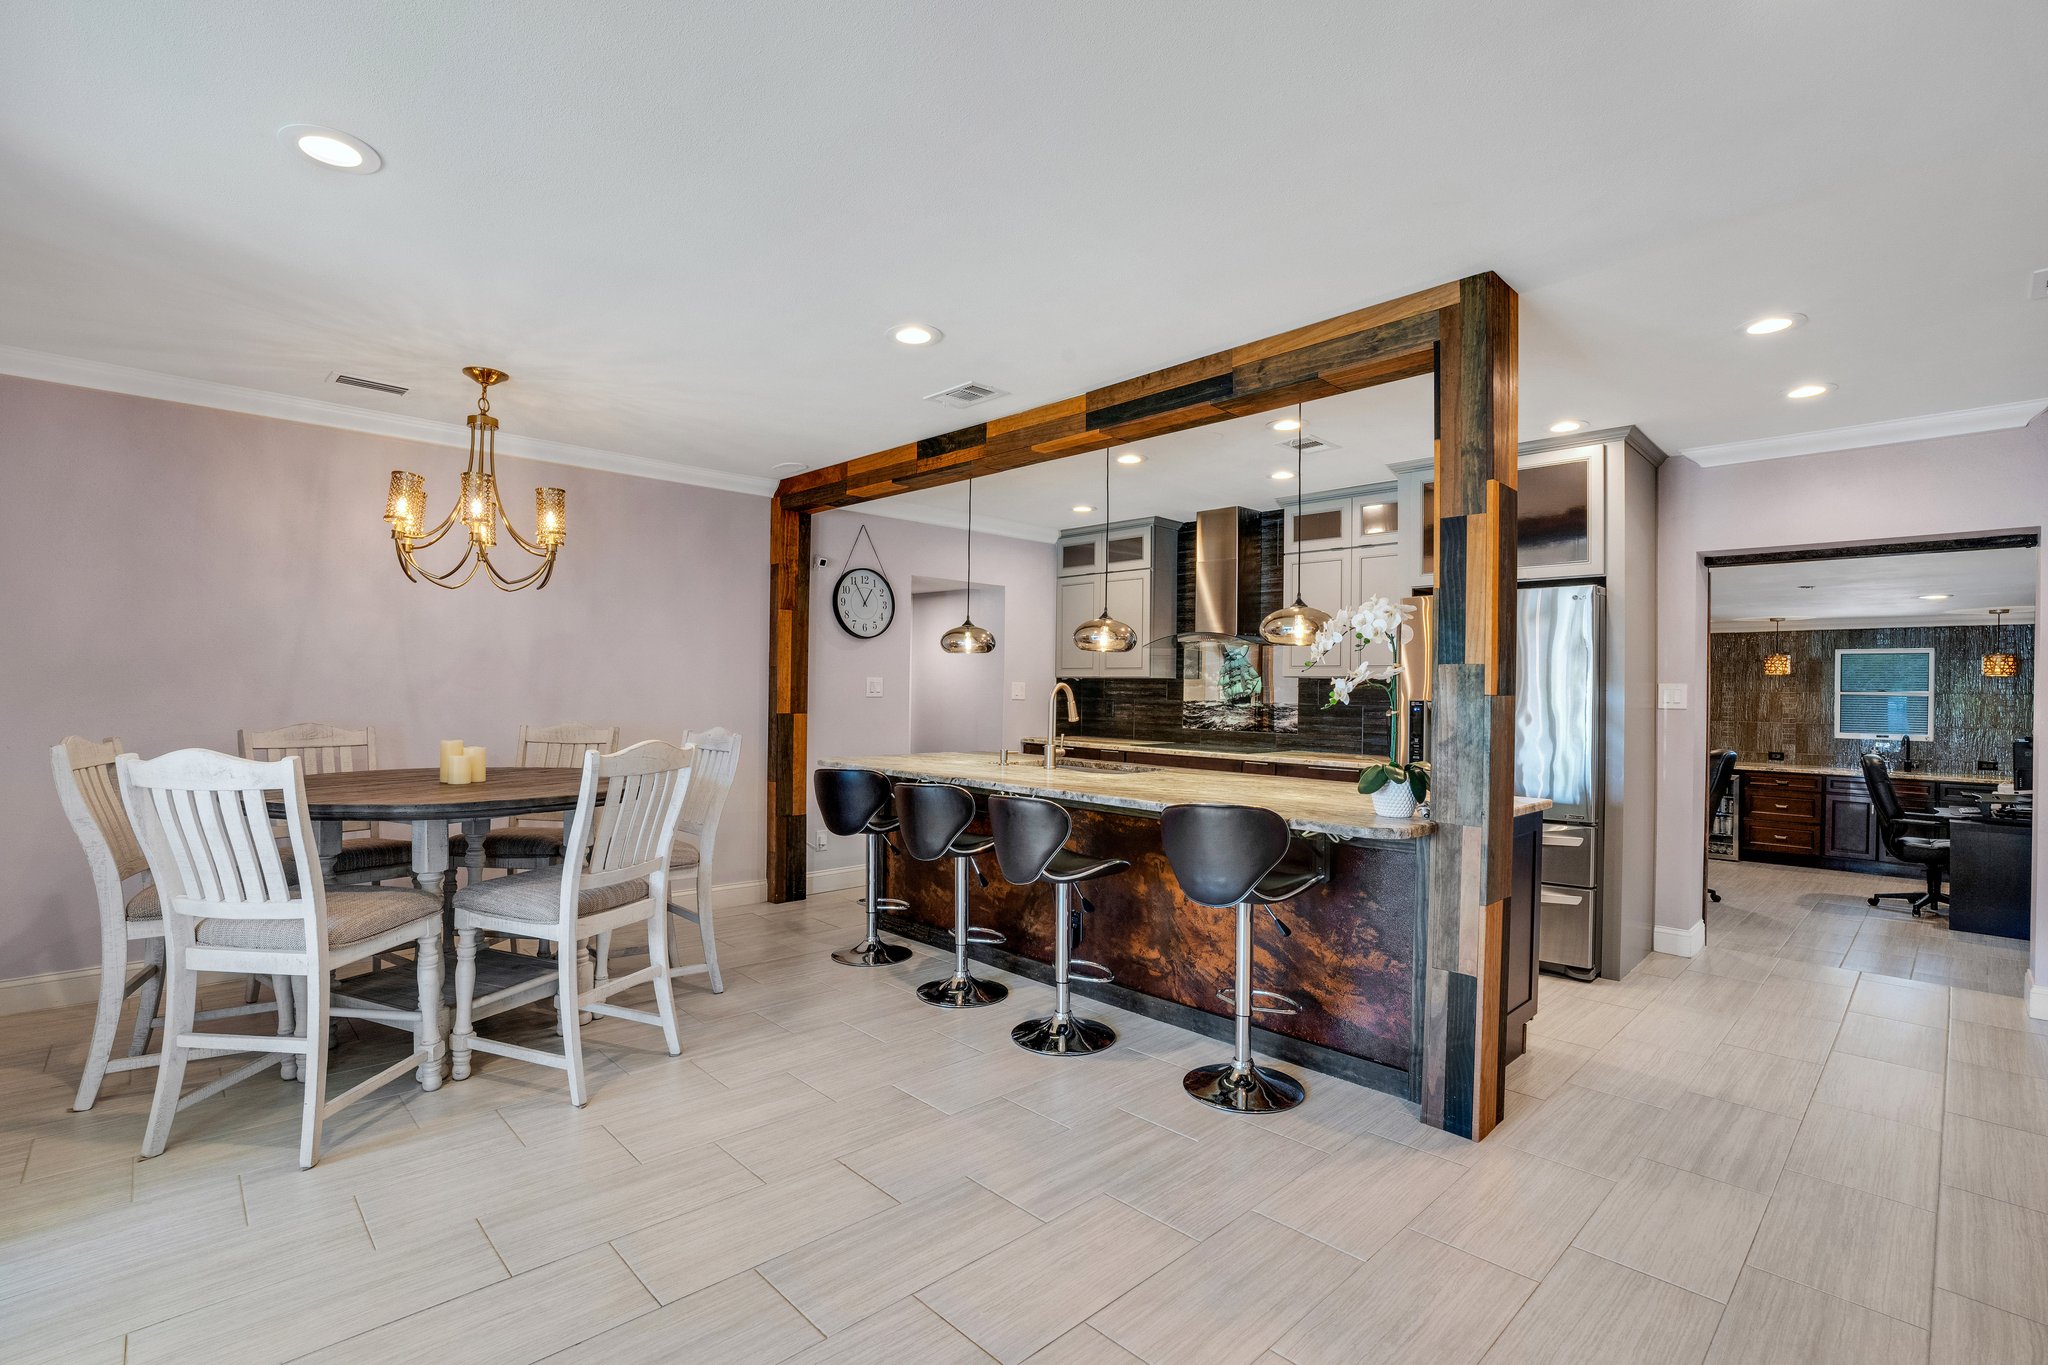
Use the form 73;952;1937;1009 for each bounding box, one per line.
1710;622;2033;775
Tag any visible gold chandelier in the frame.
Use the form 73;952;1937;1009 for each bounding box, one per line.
1762;618;1792;677
382;367;565;591
1983;607;2019;679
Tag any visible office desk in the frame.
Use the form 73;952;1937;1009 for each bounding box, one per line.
1944;811;2034;939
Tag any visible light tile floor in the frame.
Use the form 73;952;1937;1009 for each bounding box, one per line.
2;860;2043;1363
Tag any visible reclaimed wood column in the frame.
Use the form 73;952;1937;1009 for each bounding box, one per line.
767;497;810;901
1423;271;1519;1138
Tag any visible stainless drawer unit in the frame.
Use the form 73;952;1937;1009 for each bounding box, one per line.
1539;821;1597;888
1538;819;1599;978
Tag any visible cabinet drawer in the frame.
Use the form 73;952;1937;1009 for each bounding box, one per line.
1744;791;1820;823
1743;772;1821;795
1743;820;1822;856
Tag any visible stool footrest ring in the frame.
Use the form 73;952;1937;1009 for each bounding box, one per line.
1068;960;1115;985
1219;986;1304;1017
861;897;909;912
962;927;1006;946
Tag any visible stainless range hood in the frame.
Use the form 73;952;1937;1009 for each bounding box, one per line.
1179;506;1268;644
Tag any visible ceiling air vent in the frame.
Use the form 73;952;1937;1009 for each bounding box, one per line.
924;381;1008;410
330;372;409;396
1278;434;1340;454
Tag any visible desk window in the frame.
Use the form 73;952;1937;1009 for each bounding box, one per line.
1836;648;1933;740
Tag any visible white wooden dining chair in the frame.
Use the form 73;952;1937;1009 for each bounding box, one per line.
53;737;285;1110
449;741;692;1107
592;729;742;997
119;748;446;1169
481;722;619;872
238;722;422;885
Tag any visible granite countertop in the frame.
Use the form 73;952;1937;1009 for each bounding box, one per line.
824;752;1553;842
1734;760;2008;784
1021;737;1390;771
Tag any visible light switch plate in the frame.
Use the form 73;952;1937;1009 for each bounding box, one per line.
865;677;883;697
1010;681;1026;700
1658;683;1688;709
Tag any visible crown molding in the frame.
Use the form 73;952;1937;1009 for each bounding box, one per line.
1711;610;2035;633
1679;399;2048;468
0;344;778;496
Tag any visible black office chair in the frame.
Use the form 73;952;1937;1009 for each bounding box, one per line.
988;795;1128;1055
815;767;914;967
894;782;1007;1007
1161;804;1330;1114
1705;748;1738;904
1861;754;1949;918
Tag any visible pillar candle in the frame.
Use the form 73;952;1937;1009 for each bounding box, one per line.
465;746;487;783
439;739;467;784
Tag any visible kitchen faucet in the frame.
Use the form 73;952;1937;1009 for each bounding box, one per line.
1047;683;1077;771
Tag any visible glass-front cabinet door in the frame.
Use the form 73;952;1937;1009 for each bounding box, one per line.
1405;443;1605;585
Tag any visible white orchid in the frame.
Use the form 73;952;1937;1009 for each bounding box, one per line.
1301;594;1415;708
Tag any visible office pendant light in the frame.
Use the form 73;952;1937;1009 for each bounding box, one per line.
1260;401;1332;647
1073;446;1138;653
940;477;996;654
1762;618;1792;677
1982;607;2019;679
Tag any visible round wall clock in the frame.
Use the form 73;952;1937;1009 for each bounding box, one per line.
832;566;896;638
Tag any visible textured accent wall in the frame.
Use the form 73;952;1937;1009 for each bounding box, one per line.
1709;623;2034;774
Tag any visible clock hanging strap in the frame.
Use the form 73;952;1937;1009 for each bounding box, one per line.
846;523;888;579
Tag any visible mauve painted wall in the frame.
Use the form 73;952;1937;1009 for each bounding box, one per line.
807;508;1055;873
1655;414;2048;994
0;375;769;983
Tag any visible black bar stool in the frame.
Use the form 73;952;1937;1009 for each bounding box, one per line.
815;767;915;967
988;795;1127;1055
895;782;1008;1008
1161;803;1330;1113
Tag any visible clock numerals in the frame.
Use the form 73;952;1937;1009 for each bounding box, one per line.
834;569;894;639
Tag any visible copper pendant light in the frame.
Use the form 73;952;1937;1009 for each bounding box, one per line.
1260;401;1332;647
940;477;996;654
1073;445;1138;654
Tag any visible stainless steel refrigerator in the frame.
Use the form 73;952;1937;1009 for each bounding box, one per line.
1517;585;1605;978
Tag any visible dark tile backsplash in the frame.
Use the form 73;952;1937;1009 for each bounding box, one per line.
1057;511;1391;757
1710;623;2033;774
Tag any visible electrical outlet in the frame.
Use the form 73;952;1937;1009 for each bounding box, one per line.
1010;681;1025;700
811;830;828;850
2032;267;2048;301
865;676;883;697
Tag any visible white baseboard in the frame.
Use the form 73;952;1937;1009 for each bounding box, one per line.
2029;969;2047;1024
1;867;868;1017
1654;919;1707;958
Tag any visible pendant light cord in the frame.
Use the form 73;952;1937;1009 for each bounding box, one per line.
1294;401;1308;594
1101;446;1114;614
964;478;974;612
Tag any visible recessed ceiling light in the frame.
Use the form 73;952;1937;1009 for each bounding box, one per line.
1918;593;1951;601
1270;469;1294;481
1548;419;1586;434
1269;417;1302;432
278;124;381;174
1744;313;1806;335
1115;451;1144;465
1071;504;1094;514
770;461;808;474
1786;383;1834;399
890;323;942;346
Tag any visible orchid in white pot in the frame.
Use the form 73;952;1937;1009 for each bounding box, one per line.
1303;595;1427;818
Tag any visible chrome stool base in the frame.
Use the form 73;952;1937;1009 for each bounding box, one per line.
833;939;913;967
917;974;1009;1009
1183;1060;1305;1113
1012;1013;1116;1055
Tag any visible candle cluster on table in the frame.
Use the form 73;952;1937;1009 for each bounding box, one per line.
438;740;487;784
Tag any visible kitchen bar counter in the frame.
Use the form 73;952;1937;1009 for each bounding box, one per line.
1022;736;1392;772
830;751;1550;842
822;751;1550;1110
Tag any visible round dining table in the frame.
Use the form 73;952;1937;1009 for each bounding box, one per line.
267;766;597;901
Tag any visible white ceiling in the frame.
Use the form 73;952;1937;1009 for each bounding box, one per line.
1710;547;2038;631
3;3;2046;490
878;377;1433;539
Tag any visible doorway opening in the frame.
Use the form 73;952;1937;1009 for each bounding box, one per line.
909;579;1006;754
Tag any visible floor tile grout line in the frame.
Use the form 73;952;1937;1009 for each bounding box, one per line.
476;1217;513;1278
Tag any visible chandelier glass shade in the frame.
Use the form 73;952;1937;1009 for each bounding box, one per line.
1075;445;1138;654
383;367;565;591
1983;607;2019;678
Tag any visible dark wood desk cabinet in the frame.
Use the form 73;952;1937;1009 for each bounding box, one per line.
1741;770;1999;875
1742;772;1823;859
